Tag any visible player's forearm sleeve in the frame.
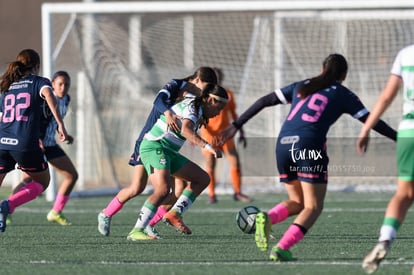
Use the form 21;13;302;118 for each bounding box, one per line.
358;114;397;141
233;92;281;129
372;119;397;141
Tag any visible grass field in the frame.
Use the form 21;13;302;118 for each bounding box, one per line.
0;190;413;275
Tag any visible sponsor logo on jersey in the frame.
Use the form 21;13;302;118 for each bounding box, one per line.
0;137;18;145
280;135;299;144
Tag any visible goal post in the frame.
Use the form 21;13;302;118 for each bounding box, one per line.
41;1;414;199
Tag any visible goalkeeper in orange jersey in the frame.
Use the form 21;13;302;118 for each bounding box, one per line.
200;68;252;204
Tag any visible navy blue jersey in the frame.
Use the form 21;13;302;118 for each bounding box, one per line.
129;79;189;165
0;74;52;151
136;79;188;143
277;80;368;142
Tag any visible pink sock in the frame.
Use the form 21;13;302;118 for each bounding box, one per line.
8;181;44;213
103;197;124;217
268;203;289;224
277;224;305;250
149;206;168;226
53;193;70;212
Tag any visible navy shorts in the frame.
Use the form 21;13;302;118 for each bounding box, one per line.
276;135;329;184
0;148;48;173
128;139;143;166
44;145;67;160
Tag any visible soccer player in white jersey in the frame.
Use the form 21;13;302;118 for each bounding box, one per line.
98;67;218;237
127;84;228;241
221;54;396;262
358;44;414;274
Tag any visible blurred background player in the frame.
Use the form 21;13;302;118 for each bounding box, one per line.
357;44;414;274
10;71;77;226
200;67;252;204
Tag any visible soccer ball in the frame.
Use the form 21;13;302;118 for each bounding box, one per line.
236;205;261;234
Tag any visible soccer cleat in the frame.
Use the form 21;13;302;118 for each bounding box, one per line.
255;212;271;252
127;228;157;241
362;241;390;274
6;214;12;226
207;195;217;204
233;193;253;203
144;225;161;239
162;211;192;235
97;211;111;236
47;210;72;226
0;200;10;232
269;246;295;261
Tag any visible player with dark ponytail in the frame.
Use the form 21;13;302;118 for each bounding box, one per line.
221;53;397;261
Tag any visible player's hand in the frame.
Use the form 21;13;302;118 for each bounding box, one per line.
238;128;247;148
38;139;45;152
66;135;74;145
165;110;181;133
204;144;222;158
357;130;370;156
220;124;238;145
57;124;68;143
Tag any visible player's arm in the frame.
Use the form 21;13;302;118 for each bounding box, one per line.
357;74;401;155
357;113;397;141
41;86;68;142
153;91;180;132
221;92;282;142
181;118;222;158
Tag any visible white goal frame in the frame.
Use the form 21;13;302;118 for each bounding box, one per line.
41;1;414;200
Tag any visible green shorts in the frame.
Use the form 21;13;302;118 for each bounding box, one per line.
139;139;190;175
397;128;414;181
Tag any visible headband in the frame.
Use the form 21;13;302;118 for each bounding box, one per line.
209;93;228;103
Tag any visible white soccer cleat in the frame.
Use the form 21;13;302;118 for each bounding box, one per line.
362;241;390;274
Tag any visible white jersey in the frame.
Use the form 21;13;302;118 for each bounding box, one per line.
391;44;414;130
42;94;70;147
144;95;203;152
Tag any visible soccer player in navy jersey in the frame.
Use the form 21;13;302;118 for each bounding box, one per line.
98;67;217;237
221;54;397;261
0;49;68;232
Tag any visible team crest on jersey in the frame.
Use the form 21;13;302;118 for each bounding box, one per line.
159;157;167;165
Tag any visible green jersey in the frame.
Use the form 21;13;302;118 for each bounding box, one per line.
144;96;203;152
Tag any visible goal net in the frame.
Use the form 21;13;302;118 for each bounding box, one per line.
41;1;414;197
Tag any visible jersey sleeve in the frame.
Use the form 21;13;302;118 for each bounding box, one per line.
342;88;369;119
37;76;52;99
278;81;304;104
390;49;403;77
153;79;186;113
180;99;199;125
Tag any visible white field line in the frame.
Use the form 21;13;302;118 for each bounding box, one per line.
1;259;413;266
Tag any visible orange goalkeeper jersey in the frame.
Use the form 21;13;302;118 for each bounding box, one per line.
201;89;237;135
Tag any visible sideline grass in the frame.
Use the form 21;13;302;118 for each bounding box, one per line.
0;191;412;275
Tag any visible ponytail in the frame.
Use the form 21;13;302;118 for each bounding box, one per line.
298;53;348;99
0;61;26;92
0;49;41;93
